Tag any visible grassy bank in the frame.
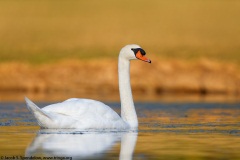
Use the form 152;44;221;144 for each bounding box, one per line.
0;0;240;64
0;59;239;102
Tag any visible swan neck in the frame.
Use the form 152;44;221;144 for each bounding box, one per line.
118;56;138;128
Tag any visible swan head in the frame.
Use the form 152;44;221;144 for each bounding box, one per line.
120;44;151;63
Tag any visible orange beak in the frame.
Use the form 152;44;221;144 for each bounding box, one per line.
136;51;151;63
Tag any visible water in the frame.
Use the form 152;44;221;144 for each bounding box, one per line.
0;102;240;160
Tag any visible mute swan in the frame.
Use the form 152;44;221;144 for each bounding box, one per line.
25;44;151;129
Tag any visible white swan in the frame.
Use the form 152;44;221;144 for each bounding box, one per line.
25;44;151;129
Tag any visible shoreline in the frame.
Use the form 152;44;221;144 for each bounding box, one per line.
0;58;239;102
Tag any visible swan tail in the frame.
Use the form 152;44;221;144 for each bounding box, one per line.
25;97;53;128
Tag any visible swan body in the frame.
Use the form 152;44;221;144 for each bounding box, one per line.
25;44;151;130
25;98;128;129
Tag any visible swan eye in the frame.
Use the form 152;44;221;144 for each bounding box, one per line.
131;48;146;56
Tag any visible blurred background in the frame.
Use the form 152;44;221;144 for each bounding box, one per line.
0;0;239;102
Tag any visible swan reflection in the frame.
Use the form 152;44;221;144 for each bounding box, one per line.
26;130;138;160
